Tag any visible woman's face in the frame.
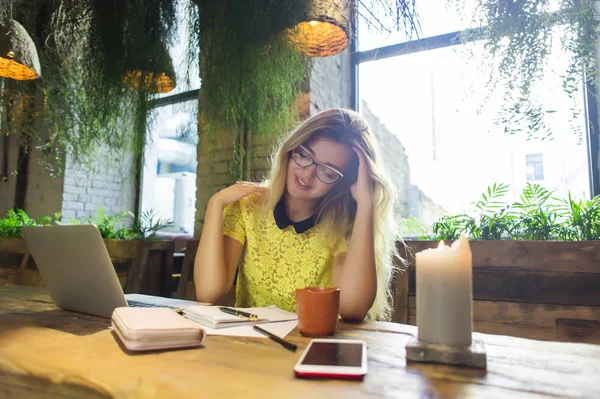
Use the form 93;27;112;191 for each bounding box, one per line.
286;137;353;203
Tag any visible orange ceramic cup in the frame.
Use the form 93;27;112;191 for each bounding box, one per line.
295;286;340;337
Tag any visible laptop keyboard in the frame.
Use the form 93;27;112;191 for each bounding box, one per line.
127;300;180;310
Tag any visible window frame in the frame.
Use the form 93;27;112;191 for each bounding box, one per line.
350;22;600;198
526;153;545;181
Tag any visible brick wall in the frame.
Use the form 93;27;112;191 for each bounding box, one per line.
61;146;137;222
193;120;235;237
1;137;137;223
0;135;19;216
0;135;64;219
309;50;352;113
24;143;65;219
1;86;64;219
193;120;274;237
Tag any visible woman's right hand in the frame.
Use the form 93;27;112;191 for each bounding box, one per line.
209;181;267;208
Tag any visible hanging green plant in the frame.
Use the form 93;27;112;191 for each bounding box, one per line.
193;0;309;180
460;0;599;141
0;0;179;174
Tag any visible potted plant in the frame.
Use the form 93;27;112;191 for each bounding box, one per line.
0;210;58;287
396;183;600;344
0;208;175;297
74;209;174;295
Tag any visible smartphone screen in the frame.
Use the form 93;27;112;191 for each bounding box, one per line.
300;341;363;367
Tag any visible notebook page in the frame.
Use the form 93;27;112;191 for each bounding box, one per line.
202;320;299;338
185;305;297;323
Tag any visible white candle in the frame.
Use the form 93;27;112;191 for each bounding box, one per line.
416;234;473;346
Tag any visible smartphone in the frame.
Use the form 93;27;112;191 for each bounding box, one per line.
294;339;367;380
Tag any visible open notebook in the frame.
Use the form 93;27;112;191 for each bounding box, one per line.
184;305;297;329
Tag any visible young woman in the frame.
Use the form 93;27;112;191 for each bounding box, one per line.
194;108;400;321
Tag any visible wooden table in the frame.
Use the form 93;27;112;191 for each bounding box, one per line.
1;284;599;398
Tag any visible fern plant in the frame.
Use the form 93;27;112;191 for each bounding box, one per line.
555;193;600;240
75;209;132;240
71;208;172;240
431;214;476;241
421;183;600;241
511;184;563;240
470;183;516;239
129;209;173;240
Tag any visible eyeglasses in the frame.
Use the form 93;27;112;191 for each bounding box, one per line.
291;145;344;184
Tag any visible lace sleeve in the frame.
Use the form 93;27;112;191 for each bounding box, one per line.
333;237;349;257
223;200;246;245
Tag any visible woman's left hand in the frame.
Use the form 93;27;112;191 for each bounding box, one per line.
350;147;374;207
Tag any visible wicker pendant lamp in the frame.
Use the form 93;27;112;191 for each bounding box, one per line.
287;0;349;57
122;41;176;94
0;0;41;80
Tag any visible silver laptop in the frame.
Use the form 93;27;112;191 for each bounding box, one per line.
21;224;207;317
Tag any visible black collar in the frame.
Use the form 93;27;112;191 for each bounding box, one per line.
273;199;316;234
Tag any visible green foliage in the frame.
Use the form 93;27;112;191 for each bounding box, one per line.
0;209;60;238
555;193;600;241
422;183;600;241
0;0;422;180
0;0;180;173
511;183;563;240
194;0;308;179
130;209;173;240
75;209;134;240
74;208;173;240
473;182;511;215
0;208;172;240
397;217;431;239
460;0;598;141
430;214;475;241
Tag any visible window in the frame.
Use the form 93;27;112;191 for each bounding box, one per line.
526;154;544;181
357;0;474;51
142;101;198;236
141;0;200;237
152;1;200;99
355;1;592;231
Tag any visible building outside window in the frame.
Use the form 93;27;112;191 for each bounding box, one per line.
142;101;198;235
355;0;592;231
141;0;200;238
526;154;544;182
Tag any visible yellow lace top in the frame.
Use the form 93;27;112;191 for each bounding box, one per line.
222;194;347;313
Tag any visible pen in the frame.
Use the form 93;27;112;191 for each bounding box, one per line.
219;306;258;321
253;325;297;352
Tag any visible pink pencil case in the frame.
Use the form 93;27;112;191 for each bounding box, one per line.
111;307;206;352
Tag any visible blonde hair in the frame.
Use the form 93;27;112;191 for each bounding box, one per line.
263;108;400;321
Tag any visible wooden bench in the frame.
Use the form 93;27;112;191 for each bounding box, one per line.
0;238;38;286
394;240;600;344
174;239;236;306
0;238;175;297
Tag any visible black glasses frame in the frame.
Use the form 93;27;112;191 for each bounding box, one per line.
291;145;344;184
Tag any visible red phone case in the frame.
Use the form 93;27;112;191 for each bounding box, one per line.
294;370;365;380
